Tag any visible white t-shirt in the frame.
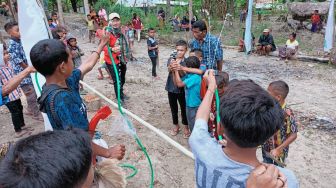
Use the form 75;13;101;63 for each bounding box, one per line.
189;119;300;188
286;40;299;49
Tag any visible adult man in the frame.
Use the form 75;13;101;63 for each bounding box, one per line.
257;29;276;56
103;13;129;102
189;20;223;71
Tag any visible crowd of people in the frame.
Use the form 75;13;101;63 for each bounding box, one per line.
0;5;302;187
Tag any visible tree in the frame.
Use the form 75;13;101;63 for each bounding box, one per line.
57;0;64;25
84;0;90;15
166;0;171;19
70;0;78;12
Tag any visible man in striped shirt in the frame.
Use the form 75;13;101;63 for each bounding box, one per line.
0;45;33;138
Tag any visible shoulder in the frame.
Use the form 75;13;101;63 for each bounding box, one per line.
277;167;299;188
67;69;82;85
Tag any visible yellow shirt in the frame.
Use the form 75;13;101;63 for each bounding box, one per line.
87;20;94;31
286;40;299;50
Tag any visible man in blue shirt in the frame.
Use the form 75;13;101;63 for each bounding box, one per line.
190;20;224;71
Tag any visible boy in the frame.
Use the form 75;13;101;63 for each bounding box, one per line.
311;10;321;33
0;129;94;188
262;80;298;166
147;28;159;79
190;72;299;187
0;45;33;138
189;48;205;71
31;38;125;161
66;35;86;94
87;14;95;43
47;17;56;29
173;56;202;132
4;21;42;121
126;22;135;53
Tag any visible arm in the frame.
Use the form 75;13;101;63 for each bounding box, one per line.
195;70;216;121
92;142;126;160
246;164;287;188
173;70;185;87
272;133;297;157
217;60;223;72
148;45;158;50
20;62;28;69
79;35;109;76
181;66;204;75
216;39;224;71
2;66;35;96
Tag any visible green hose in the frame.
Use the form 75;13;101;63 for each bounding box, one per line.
106;29;155;188
34;72;42;93
215;89;222;141
119;163;138;179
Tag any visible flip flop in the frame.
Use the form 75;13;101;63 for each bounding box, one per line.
14;129;29;138
183;132;191;139
22;126;35;132
97;75;104;80
170;127;180;136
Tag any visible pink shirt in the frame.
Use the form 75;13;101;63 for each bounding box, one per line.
98;9;107;21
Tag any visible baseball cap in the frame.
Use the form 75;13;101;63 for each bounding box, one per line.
109;13;120;20
263;29;270;33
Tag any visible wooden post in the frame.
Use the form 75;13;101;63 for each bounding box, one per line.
188;0;192;37
57;0;64;25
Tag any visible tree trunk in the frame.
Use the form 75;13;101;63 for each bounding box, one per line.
70;0;77;12
7;0;17;21
166;0;171;19
57;0;64;25
189;0;192;36
84;0;90;15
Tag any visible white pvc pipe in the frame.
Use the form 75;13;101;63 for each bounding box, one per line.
80;81;195;160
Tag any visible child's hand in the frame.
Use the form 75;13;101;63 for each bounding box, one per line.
107;144;126;160
112;46;121;53
204;69;217;91
27;66;36;73
100;33;110;46
270;148;282;158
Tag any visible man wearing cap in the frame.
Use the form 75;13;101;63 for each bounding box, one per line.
104;13;129;102
257;29;276;56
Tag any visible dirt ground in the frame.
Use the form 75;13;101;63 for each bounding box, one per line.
1;33;336;188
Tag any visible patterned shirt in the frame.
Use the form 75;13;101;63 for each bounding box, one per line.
0;66;21;101
262;105;298;161
8;38;32;86
189;34;223;70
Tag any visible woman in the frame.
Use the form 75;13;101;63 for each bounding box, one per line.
132;13;142;42
279;33;299;62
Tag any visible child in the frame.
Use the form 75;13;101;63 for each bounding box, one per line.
126;22;135;59
147;28;159;79
189;73;299;187
66;35;85;93
31;38;125;162
165;40;189;138
97;51;112;81
189;48;206;71
0;45;33;138
87;14;95;43
95;21;105;42
0;129;94;187
47;17;56;29
173;56;202;132
5;21;42;121
262;80;298;166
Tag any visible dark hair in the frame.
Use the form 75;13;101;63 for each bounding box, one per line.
51;12;57;16
190;48;203;57
51;26;66;39
215;71;229;88
4;21;18;32
185;56;200;68
87;14;91;17
192;20;207;32
0;129;92;188
220;80;283;148
133;13;137;19
268;80;289;99
148;27;155;32
290;32;296;39
30;39;69;76
175;39;188;49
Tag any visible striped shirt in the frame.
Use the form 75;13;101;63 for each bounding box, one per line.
0;66;22;101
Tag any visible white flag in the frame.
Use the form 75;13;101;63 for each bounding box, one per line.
324;0;335;52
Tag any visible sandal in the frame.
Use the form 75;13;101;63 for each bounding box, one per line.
22;126;35;132
97;75;104;80
183;129;191;139
170;127;180;136
14;129;29;138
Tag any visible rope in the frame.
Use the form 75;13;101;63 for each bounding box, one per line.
105;27;154;188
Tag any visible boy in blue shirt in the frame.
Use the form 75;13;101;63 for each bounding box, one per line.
30;37;125;161
147;28;159;79
173;56;202;132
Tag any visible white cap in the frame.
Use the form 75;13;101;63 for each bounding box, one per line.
263;29;270;33
109;13;120;20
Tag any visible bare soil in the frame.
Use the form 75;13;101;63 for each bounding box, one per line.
1;21;336;187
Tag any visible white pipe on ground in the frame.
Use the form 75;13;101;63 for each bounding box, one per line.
80;80;195;160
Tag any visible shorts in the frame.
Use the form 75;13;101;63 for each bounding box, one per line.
99;62;107;69
186;106;199;132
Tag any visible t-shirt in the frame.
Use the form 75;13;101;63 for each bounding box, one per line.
0;85;8;106
286;40;299;50
87;20;94;31
39;69;88;130
165;58;185;94
182;73;202;108
132;18;142;29
147;37;158;57
189;119;300;188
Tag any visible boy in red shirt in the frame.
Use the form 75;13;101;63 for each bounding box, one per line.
311;10;321;33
